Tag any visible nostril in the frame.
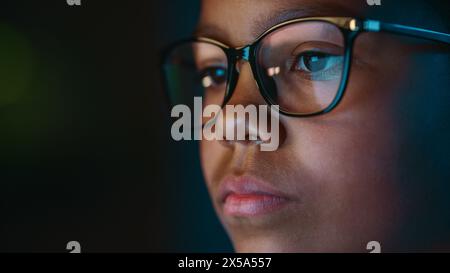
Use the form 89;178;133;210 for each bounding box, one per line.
219;139;266;149
246;131;270;145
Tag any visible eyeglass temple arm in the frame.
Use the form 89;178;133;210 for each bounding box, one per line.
362;20;450;44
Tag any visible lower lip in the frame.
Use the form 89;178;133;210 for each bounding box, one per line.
223;193;288;216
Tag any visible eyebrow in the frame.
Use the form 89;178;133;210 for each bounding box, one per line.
195;1;361;44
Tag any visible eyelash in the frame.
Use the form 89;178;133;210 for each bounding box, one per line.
288;51;344;81
198;66;227;88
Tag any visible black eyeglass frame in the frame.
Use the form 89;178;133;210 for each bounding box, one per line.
162;17;450;117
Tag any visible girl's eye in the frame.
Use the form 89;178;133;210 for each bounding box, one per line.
292;52;343;80
199;66;227;88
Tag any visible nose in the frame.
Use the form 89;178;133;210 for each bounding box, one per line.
216;62;286;150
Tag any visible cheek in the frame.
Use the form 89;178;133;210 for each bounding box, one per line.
282;65;406;185
199;139;226;190
277;45;411;241
280;112;403;246
284;112;401;200
199;140;213;185
301;34;413;184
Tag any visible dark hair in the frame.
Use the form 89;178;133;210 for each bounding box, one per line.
366;0;449;31
428;0;450;27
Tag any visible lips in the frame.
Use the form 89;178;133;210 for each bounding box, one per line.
219;175;290;217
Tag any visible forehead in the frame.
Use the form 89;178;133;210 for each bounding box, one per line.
197;0;365;47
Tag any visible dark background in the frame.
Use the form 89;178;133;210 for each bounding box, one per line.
0;0;232;252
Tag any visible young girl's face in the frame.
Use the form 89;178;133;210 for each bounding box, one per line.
196;0;448;252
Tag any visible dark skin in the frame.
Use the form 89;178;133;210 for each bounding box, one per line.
196;0;450;252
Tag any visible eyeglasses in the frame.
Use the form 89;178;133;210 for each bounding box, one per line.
162;17;450;118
